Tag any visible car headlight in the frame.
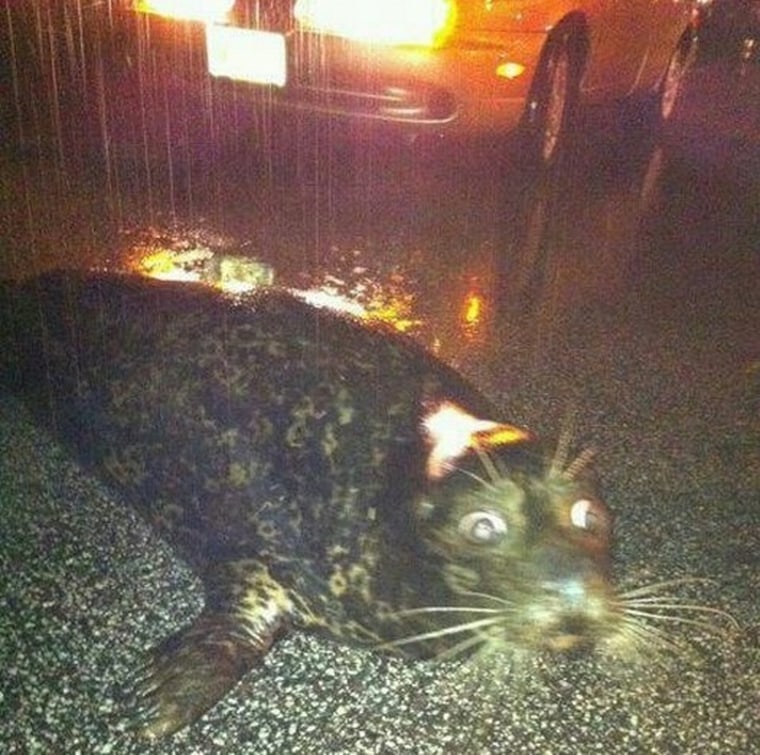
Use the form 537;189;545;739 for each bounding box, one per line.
293;0;457;47
134;0;236;24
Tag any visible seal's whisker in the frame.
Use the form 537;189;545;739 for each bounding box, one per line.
620;600;739;628
379;616;504;650
614;578;739;635
472;444;502;486
455;588;517;610
451;464;499;491
617;615;692;657
549;410;575;478
563;447;596;480
433;632;488;662
617;577;715;598
391;606;503;618
621;608;736;635
621;595;721;605
617;616;670;648
621;611;695;648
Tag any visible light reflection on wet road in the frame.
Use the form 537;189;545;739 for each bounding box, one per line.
0;5;758;754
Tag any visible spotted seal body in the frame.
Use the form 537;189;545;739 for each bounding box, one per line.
0;270;619;739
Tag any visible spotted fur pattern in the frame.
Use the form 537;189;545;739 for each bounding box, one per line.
1;271;623;739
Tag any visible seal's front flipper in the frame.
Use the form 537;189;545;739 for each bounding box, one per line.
129;560;294;740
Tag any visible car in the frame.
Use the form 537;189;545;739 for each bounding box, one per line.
111;0;700;164
662;0;760;180
697;0;759;63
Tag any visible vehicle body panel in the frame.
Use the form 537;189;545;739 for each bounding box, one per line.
117;0;696;135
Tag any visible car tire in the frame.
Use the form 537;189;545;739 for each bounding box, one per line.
658;28;698;123
500;28;585;316
522;28;585;169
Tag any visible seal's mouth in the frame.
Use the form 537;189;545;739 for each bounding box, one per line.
539;614;603;653
512;602;613;654
509;576;619;653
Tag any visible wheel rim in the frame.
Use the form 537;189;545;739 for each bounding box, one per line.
541;46;571;163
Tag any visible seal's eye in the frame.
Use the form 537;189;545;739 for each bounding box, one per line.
458;510;508;545
570;498;607;534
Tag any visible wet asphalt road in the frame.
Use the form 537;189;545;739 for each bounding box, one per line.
1;7;759;754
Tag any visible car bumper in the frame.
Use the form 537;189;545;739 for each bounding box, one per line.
119;13;546;136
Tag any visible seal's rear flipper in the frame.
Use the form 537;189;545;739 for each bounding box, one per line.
128;560;294;740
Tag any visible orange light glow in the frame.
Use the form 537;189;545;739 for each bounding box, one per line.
364;299;422;333
134;248;209;282
496;61;526;80
297;286;422;332
130;249;274;293
293;289;368;317
462;291;483;327
294;0;456;47
135;0;235;23
459;285;487;342
131;248;425;334
473;425;532;450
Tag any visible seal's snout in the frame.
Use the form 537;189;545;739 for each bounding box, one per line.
527;572;617;652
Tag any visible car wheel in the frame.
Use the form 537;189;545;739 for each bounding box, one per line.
523;29;584;168
659;29;697;122
496;150;570;318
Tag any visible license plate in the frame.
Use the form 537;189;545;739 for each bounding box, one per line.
206;25;286;87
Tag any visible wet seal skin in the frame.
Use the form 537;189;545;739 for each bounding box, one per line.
0;270;732;740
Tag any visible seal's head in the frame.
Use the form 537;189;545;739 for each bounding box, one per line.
387;401;618;659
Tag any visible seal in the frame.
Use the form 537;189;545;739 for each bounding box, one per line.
1;270;620;740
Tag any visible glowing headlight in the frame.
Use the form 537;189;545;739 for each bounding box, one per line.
135;0;235;24
294;0;456;47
